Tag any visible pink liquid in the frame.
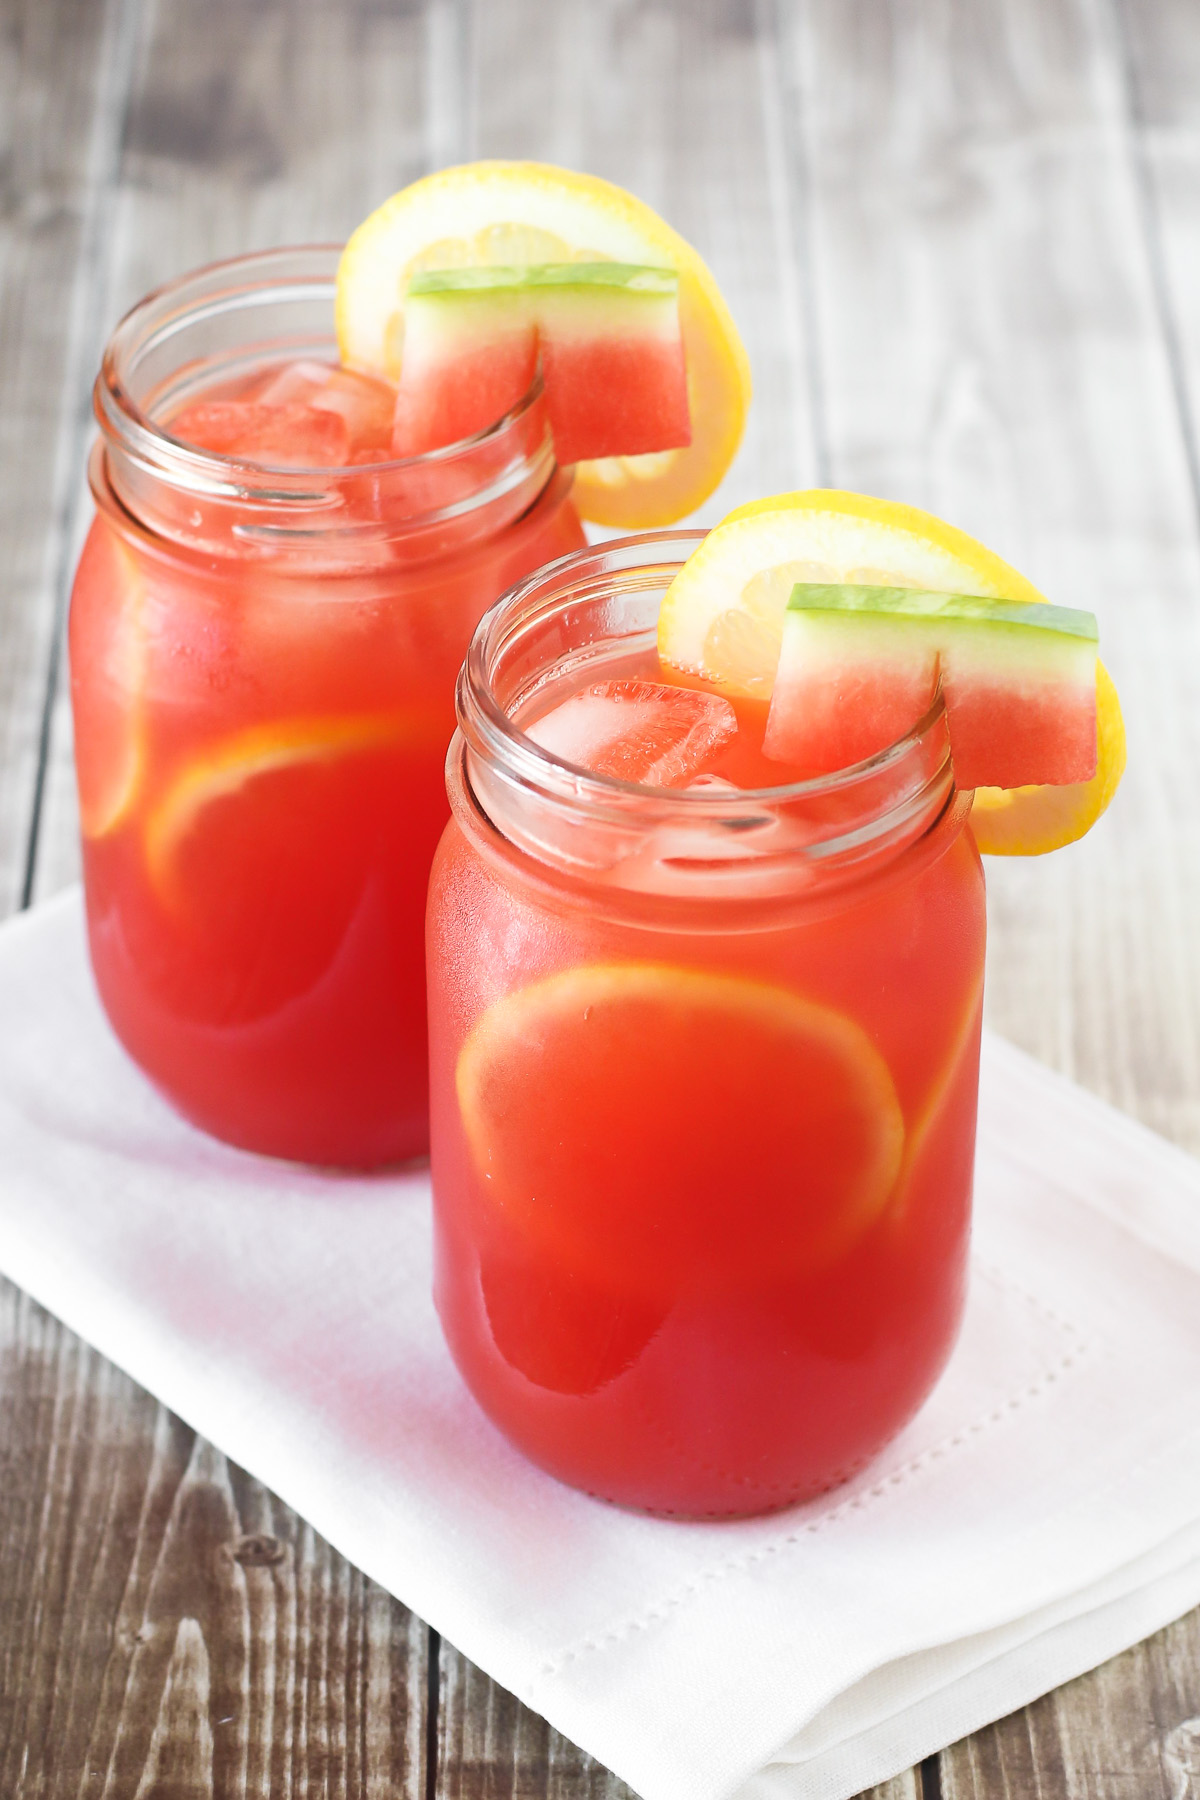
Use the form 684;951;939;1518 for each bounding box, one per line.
72;357;586;1166
429;624;986;1515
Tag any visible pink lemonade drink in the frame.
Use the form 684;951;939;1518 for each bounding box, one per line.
427;535;986;1517
70;249;584;1167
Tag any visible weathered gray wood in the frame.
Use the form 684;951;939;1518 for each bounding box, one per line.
2;0;440;1790
0;0;135;918
437;1643;639;1800
940;1610;1200;1799
0;1274;428;1798
465;0;822;517
1115;0;1200;524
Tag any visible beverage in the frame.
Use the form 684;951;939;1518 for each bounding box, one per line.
70;248;585;1167
427;535;987;1516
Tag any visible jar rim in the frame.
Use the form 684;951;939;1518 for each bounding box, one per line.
459;529;952;803
454;531;959;894
98;250;548;483
91;244;557;551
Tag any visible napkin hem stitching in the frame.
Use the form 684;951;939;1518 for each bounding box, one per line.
538;1262;1088;1674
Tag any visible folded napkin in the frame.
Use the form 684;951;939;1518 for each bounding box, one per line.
2;889;1200;1800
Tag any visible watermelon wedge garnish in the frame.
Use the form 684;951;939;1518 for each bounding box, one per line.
763;584;1099;790
390;263;691;464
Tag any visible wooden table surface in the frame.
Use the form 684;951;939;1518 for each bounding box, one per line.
3;0;1199;1793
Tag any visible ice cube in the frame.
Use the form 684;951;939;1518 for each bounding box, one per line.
254;359;338;407
168;399;350;467
525;680;737;788
259;360;398;460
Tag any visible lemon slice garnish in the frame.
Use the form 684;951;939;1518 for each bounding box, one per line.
336;161;751;528
658;489;1124;853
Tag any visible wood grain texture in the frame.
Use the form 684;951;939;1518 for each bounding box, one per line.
1115;0;1200;519
0;0;134;916
0;1274;428;1799
940;1610;1200;1799
465;0;822;516
436;1644;638;1800
3;2;439;1791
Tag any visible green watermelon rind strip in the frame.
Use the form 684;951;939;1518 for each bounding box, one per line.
408;262;678;298
786;583;1098;643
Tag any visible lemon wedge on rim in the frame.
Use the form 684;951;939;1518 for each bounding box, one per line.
336;161;751;529
657;489;1125;854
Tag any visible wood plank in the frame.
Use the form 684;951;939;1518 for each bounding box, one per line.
0;0;136;918
426;2;821;1787
2;2;440;1791
437;1642;639;1799
464;0;822;519
1073;21;1200;1791
0;1274;428;1798
940;1609;1200;1800
1115;0;1200;518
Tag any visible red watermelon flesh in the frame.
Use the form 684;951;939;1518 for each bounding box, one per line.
533;265;690;464
392;263;690;464
764;585;1099;790
391;282;538;457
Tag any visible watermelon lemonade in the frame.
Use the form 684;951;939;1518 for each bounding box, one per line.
70;166;752;1165
428;534;987;1516
70;247;584;1165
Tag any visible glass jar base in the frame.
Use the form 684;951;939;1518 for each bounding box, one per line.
435;1232;969;1521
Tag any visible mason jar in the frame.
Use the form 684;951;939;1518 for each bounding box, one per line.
70;247;585;1167
427;533;986;1517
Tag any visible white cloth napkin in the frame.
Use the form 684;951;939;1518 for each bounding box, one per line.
2;889;1200;1800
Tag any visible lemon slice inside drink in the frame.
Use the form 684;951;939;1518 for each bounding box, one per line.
145;713;410;912
456;961;905;1297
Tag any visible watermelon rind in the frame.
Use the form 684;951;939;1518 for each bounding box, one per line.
401;260;689;464
768;581;1100;788
408;262;678;297
786;584;1098;642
